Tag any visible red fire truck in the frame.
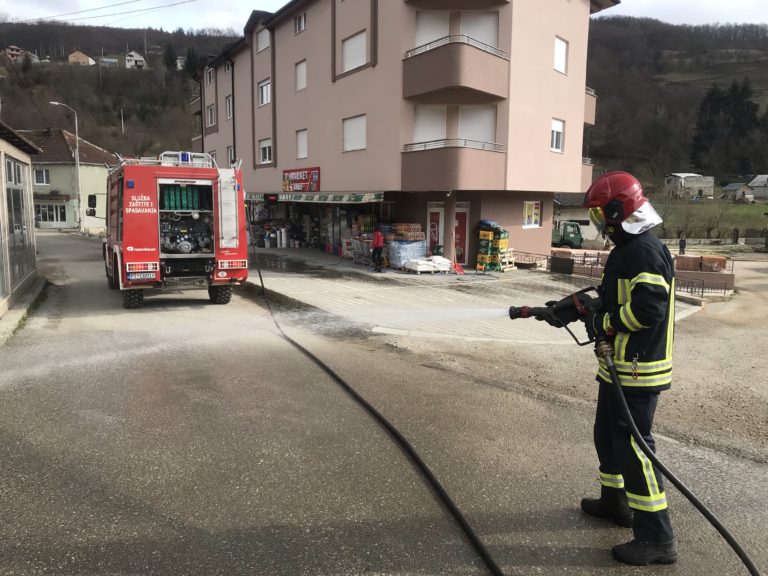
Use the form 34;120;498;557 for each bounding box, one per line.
100;151;248;309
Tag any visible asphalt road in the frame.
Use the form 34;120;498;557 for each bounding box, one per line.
0;231;765;576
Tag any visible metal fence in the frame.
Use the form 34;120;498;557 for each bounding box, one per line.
675;275;729;298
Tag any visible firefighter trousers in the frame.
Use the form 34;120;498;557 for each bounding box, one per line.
593;380;674;543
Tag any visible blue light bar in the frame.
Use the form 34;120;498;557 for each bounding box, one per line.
181;152;190;162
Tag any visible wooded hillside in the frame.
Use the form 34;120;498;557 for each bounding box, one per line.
1;17;767;176
588;17;768;190
0;22;236;156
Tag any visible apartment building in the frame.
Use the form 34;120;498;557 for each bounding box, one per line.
198;0;618;264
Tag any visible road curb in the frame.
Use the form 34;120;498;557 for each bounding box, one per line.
0;276;49;348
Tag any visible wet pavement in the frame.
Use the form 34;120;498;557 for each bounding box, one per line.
245;247;699;344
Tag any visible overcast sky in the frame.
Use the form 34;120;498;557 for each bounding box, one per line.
1;0;766;33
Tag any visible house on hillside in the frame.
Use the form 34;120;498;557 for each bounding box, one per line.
2;45;39;65
197;0;621;263
747;175;768;200
1;119;41;319
100;57;119;68
664;173;715;199
68;50;95;66
176;56;187;71
125;51;147;69
18;129;118;234
721;182;753;203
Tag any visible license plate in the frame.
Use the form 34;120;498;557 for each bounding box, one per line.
127;272;156;280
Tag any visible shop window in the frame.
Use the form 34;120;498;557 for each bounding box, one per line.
523;201;542;228
35;204;67;222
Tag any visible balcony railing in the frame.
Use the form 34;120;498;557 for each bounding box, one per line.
582;157;594;165
403;138;503;153
405;34;508;60
585;86;597;97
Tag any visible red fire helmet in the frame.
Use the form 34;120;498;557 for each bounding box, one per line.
583;171;649;232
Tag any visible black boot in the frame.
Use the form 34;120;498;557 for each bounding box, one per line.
581;486;633;527
612;539;677;565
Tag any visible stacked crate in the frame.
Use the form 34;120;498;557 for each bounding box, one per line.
476;226;510;271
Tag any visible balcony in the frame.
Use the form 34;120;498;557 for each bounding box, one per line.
582;157;595;192
406;0;508;8
584;87;597;126
402;139;505;191
403;36;509;103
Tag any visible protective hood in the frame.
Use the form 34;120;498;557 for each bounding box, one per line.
620;201;663;235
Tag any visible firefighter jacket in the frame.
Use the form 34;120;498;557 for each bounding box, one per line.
597;232;675;392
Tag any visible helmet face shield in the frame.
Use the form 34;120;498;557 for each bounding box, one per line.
589;207;606;233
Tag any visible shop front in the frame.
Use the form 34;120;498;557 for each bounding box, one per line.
246;191;389;255
248;166;391;255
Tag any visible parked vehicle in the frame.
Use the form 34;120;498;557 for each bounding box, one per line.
552;220;583;249
100;151;248;309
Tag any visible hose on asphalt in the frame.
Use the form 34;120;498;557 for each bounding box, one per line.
603;351;763;576
247;230;505;576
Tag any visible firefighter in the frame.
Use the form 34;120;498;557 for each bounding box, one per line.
581;171;677;566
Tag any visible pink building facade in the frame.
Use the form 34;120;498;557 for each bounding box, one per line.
197;0;617;264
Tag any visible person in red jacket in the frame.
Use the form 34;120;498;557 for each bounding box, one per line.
371;226;385;272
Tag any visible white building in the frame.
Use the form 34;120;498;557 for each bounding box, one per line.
664;173;715;199
747;175;768;200
125;51;147;69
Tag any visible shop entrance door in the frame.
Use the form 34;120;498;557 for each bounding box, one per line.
427;203;443;255
427;202;469;264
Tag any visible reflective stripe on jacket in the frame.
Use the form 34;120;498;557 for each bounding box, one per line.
597;232;675;392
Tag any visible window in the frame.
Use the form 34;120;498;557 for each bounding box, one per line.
206;68;213;85
206;104;216;127
227;146;235;166
343;115;366;151
342;31;367;73
413;105;447;143
295;12;307;34
554;37;568;74
550;118;564;152
459;12;498;47
225;95;233;119
523;201;542;228
415;11;450;47
296;129;308;159
295;60;307;91
35;169;50;185
35;204;67;222
458;105;496;144
259;138;273;164
257;29;270;52
258;79;271;106
224;61;232;73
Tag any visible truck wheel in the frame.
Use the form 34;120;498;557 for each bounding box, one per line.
123;289;144;309
208;285;232;305
106;258;118;290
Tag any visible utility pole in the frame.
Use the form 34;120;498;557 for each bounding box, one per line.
49;101;82;231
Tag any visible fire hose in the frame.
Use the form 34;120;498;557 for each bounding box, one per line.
510;288;763;576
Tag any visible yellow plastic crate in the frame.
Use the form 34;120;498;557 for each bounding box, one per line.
479;230;494;240
492;238;509;249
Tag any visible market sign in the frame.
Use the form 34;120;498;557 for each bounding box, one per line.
282;167;320;193
246;192;384;204
281;192;384;203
